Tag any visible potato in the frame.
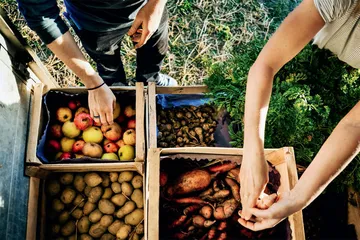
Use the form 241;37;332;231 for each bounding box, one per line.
47;179;61;196
68;235;76;240
80;234;93;240
73;194;85;207
61;220;75;236
60;188;76;204
98;199;115;214
58;211;70;224
100;233;115;240
131;175;143;189
88;186;103;203
131;189;143;208
135;223;144;235
132;233;141;240
52;224;60;234
118;171;134;183
83;202;96;215
71;207;83;219
109;172;119;182
84;173;103;187
60;173;74;185
102;188;113;199
115;201;136;218
111;194;127;207
108;220;124;235
111;182;121;193
121;182;133;197
84;186;92;197
100;215;113;227
101;173;110;187
74;174;86;192
52;199;65;212
78;216;90;233
125;209;144;226
116;224;131;240
89;209;103;223
89;222;107;238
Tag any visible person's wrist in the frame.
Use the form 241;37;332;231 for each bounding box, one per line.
288;189;306;212
82;74;104;89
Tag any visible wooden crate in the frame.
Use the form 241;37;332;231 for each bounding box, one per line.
147;147;305;240
25;82;146;172
26;162;146;240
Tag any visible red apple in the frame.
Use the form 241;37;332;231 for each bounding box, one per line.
115;115;126;124
74;113;93;130
72;140;85;153
123;129;136;146
127;119;136;129
59;152;72;160
103;139;111;146
56;107;72;123
116;139;125;148
68;100;81;110
75;107;90;117
104;142;120;153
47;139;61;153
101;123;122;141
94;121;102;127
50;124;62;138
124;105;136;118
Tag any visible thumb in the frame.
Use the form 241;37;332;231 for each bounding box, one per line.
128;18;142;36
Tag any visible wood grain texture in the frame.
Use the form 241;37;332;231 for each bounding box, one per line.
26;178;40;240
156;85;208;94
135;82;145;161
148;82;157;149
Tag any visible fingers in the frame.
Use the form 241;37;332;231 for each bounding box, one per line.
238;217;269;232
128;18;142;36
106;107;114;125
131;33;142;43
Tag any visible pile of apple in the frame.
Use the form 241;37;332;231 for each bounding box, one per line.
46;100;136;162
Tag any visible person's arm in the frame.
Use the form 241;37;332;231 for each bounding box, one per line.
240;0;325;220
239;101;360;231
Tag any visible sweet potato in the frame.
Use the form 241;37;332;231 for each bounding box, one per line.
228;167;240;183
170;215;187;228
183;205;202;215
213;180;220;192
167;169;211;196
213;207;225;220
217;221;227;231
225;178;240;201
200;205;212;219
204;220;216;228
212;189;230;199
217;232;227;240
208;162;237;173
84;173;102;187
223;198;238;218
160;171;168;187
208;227;217;239
199;188;214;198
193;215;206;228
172;197;208;205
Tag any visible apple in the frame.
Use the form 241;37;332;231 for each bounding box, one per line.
50;124;62;138
124;105;136;118
72;140;85;153
118;145;135;161
123;129;136;146
94;121;102;127
103;139;111;146
74;113;93;130
56;107;72;123
82;142;103;158
60;137;76;152
115;115;126;124
116;139;125;148
104;142;119;153
62;121;81;138
101;153;119;161
75;154;85;158
83;126;103;143
127;119;136;129
68;100;81;110
75;107;90;117
55;152;63;160
113;102;121;119
47;139;61;153
59;152;72;160
101;123;122;141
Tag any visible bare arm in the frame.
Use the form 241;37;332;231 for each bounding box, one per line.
240;0;325;220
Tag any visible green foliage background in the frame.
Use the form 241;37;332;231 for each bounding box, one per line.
205;0;360;191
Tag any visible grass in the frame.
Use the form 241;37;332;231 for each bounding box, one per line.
0;0;283;86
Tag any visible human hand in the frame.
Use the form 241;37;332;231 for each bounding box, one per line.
240;145;269;220
127;0;166;48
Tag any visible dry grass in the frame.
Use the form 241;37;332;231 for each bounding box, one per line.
0;0;273;86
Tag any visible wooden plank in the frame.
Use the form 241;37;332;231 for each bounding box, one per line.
348;188;360;239
26;177;40;240
161;147;278;156
148;82;157;149
135;82;145;161
156;85;208;94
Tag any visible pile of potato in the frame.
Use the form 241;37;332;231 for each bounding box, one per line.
46;171;144;240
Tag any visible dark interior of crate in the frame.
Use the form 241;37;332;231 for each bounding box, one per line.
158;158;291;240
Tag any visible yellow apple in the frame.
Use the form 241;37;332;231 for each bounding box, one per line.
60;137;76;152
123;129;136;146
83;126;103;143
82;142;103;158
101;153;119;161
113;102;121;119
118;145;135;161
62;121;81;138
56;107;72;122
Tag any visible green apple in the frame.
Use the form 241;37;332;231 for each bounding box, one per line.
62;121;81;138
60;137;75;152
101;153;119;161
118;145;135;161
83;126;103;143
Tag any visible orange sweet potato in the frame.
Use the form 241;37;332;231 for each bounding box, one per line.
167;169;211;196
224;178;240;201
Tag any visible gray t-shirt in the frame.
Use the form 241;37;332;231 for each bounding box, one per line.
313;0;360;68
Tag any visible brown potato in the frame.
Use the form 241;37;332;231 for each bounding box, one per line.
47;179;61;196
73;194;85;207
89;209;103;223
61;220;75;236
102;187;113;199
60;173;74;185
78;216;90;234
68;235;76;240
58;211;70;224
124;209;144;226
100;215;113;227
121;182;133;197
118;171;134;183
101;173;111;187
108;220;124;235
61;188;76;204
84;173;103;187
52;199;65;212
89;222;107;238
74;174;86;192
132;233;141;240
84;186;92;197
83;202;96;215
109;172;119;182
116;224;131;240
135;223;144;235
71;207;83;219
52;224;60;234
111;182;121;193
100;233;115;240
131;175;143;189
131;189;143;208
111;194;127;207
80;234;93;240
88;186;103;203
115;201;136;218
98;199;115;214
